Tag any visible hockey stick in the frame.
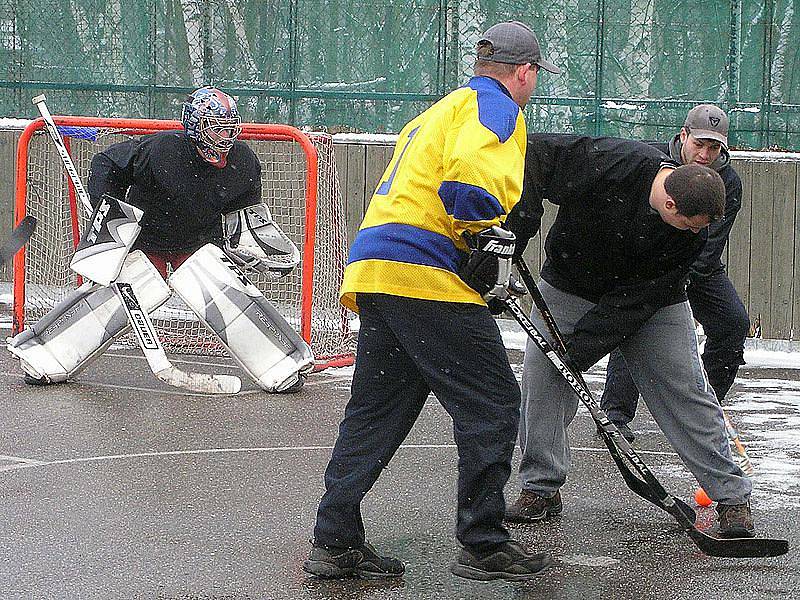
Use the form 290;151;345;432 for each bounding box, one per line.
723;410;756;476
0;216;36;265
502;296;787;558
32;94;242;394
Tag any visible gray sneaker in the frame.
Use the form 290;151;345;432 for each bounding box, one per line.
505;489;563;523
450;540;553;581
302;540;404;579
717;501;755;538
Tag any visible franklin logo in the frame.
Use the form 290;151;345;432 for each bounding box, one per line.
484;240;514;255
709;116;721;127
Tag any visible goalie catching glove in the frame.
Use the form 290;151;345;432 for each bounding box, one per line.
223;203;300;276
459;225;516;313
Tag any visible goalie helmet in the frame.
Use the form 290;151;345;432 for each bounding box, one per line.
181;86;242;168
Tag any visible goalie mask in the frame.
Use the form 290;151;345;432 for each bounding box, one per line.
182;86;242;168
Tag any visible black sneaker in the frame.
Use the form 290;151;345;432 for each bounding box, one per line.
302;541;404;579
505;490;562;523
23;372;52;386
717;501;755;538
596;421;635;443
276;374;306;394
450;540;553;581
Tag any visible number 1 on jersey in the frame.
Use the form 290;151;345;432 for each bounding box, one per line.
376;126;420;196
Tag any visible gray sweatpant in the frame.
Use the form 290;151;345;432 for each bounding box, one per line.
517;279;752;504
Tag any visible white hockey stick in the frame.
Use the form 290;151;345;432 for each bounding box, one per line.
32;94;242;394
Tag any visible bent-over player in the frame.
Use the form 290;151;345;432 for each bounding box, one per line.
504;133;756;538
601;104;748;442
8;86;312;393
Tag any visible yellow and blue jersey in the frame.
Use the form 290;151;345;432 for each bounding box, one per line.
340;76;527;312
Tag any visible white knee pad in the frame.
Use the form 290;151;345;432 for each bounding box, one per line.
8;251;170;382
168;244;314;392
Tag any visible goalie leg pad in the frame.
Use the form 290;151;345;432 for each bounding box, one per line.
8;251;170;382
168;244;314;392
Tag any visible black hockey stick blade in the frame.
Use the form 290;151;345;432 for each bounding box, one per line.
0;216;36;265
687;528;789;558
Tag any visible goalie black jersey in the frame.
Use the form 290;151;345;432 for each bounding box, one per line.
87;131;261;253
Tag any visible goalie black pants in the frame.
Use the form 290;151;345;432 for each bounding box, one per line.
601;269;749;424
313;293;520;551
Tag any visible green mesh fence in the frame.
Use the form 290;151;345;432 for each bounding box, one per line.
1;1;798;149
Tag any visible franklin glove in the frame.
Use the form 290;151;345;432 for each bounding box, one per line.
459;225;516;304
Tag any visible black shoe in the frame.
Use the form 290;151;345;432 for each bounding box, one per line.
717;501;755;538
505;490;562;523
596;421;635;443
450;540;553;581
276;374;306;394
23;372;51;386
302;541;404;579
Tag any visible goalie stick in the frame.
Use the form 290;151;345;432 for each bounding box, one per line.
0;216;36;265
505;257;788;558
32;94;242;394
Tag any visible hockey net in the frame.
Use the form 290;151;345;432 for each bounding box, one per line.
13;117;355;368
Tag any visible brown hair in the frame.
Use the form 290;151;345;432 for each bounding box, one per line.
474;41;520;77
664;164;725;220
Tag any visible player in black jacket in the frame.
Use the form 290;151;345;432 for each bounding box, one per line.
504;133;755;538
600;105;748;442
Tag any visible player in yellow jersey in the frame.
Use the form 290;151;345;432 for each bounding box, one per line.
304;22;560;581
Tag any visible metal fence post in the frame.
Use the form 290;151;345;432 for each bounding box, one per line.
593;0;606;135
728;0;740;111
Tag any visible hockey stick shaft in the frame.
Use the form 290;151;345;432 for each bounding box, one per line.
723;410;755;476
32;94;241;394
32;95;93;214
0;216;36;265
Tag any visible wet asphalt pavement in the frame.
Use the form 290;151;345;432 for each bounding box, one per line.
0;348;797;599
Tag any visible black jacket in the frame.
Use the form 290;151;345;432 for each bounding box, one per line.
506;134;706;370
87;131;261;253
659;135;743;278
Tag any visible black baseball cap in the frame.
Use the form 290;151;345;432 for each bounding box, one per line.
477;21;560;74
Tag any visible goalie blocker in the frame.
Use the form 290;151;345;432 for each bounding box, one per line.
8;251;170;383
169;243;314;392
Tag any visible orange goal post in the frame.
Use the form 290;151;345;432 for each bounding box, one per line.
13;117;355;369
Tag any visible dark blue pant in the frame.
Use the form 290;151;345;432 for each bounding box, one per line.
601;271;749;425
313;293;520;551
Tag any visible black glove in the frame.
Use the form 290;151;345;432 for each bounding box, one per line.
486;296;507;316
459;226;515;299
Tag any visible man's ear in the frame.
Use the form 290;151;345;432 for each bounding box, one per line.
679;128;688;144
664;197;677;212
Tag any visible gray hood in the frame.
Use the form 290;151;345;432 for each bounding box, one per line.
667;133;730;172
